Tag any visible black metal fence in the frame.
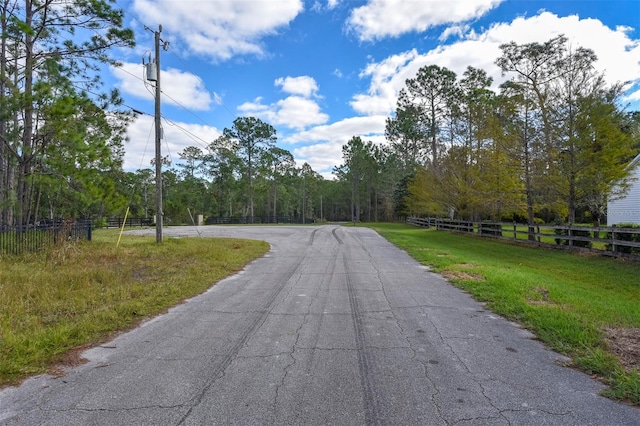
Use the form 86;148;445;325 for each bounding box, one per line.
204;216;311;225
0;221;92;255
107;217;154;228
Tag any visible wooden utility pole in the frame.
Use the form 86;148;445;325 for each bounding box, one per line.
144;25;164;243
154;26;163;243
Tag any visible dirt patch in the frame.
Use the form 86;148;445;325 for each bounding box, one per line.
47;344;91;378
441;270;483;281
533;286;550;300
604;327;640;372
527;286;555;307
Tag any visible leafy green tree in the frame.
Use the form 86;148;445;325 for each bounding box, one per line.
318;178;350;222
385;97;427;173
334;136;378;222
299;162;318;223
123;169;155;218
572;87;637;225
496;36;566;235
203;136;242;217
178;146;204;179
0;0;135;225
406;166;448;217
548;46;636;224
222;117;276;220
403;65;459;172
260;146;295;220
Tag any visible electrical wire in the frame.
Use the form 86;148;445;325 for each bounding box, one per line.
165;47;238;121
138;117;155;170
19;5;228;168
161;116;211;149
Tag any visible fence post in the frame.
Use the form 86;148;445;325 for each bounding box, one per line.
568;225;573;247
513;222;517;240
611;228;616;254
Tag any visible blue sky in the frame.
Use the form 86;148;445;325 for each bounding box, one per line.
110;0;640;178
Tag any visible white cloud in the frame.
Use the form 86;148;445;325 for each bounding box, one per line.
113;63;213;111
623;85;640;103
285;115;387;175
275;76;320;97
112;63;153;102
132;0;304;61
311;0;339;13
286;115;387;145
350;49;421;115
238;76;328;130
351;12;640;116
124;114;220;171
238;96;329;130
439;24;470;42
293;140;345;177
347;0;504;41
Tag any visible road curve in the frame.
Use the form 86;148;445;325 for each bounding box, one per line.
1;225;638;425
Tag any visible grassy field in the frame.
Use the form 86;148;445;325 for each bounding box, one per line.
0;229;269;387
367;222;640;404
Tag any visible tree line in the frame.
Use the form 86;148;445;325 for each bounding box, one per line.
379;35;639;230
124;34;640;226
1;7;638;230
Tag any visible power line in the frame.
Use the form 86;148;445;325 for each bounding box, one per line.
138;118;155;170
162;116;212;149
164;48;238;121
160;90;218;128
123;5;236;121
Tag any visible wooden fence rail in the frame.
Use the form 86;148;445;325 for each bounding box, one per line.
406;217;640;258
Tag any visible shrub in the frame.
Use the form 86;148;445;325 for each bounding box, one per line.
479;223;503;237
605;224;640;255
554;227;592;248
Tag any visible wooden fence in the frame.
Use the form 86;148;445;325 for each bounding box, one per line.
406;217;640;258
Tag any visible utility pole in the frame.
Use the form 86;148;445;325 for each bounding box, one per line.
154;26;163;243
144;25;166;243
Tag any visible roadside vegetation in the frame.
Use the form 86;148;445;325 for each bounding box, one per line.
0;230;269;387
368;223;640;405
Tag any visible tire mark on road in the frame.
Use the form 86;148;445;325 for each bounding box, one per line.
344;255;381;425
331;227;343;245
308;228;319;245
177;256;305;425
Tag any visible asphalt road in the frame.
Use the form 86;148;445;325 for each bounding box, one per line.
1;225;638;425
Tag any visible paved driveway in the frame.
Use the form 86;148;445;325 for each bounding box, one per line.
1;225;638;425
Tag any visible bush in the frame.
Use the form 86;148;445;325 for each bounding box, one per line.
93;218;107;229
479;223;503;237
605;224;640;255
554;227;592;248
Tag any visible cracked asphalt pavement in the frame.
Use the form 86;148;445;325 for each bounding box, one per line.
1;225;638;425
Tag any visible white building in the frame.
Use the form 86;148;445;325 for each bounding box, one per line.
607;154;640;226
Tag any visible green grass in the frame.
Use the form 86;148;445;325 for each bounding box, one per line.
0;230;269;386
367;222;640;405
